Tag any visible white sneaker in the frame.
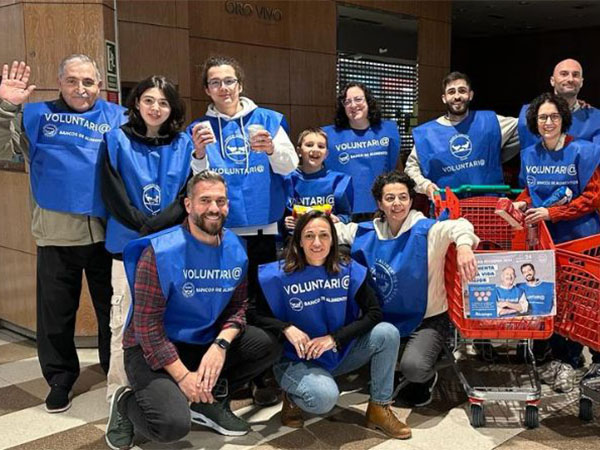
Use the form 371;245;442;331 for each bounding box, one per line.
553;363;576;393
538;360;561;385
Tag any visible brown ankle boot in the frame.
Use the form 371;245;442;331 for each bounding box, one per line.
365;402;411;439
281;393;304;428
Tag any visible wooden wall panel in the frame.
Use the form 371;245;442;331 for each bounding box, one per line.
0;248;36;331
23;3;105;89
117;0;180;26
189;38;290;105
418;18;451;67
118;22;191;96
418;65;448;122
289;1;336;53
416;1;451;22
191;99;210;121
290;105;336;143
189;0;291;47
0;3;26;64
290;51;336;106
0;171;35;254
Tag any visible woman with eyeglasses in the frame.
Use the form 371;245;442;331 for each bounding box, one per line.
514;92;600;244
335;171;479;408
322;82;402;222
187;55;298;406
513;92;600;393
101;75;194;401
254;210;411;439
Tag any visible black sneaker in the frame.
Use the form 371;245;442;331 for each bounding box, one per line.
190;397;250;436
45;384;72;413
105;386;134;450
395;372;438;408
474;342;499;363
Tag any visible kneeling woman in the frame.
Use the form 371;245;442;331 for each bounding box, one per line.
253;210;409;439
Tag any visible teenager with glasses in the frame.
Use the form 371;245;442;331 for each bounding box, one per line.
187;55;298;405
514;92;600;393
322;82;402;222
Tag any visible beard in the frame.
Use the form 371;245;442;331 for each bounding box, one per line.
190;211;225;236
446;98;470;116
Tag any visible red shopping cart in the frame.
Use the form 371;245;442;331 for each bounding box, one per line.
555;235;600;421
435;187;555;428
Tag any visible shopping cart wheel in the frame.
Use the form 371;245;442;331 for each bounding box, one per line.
579;397;594;422
470;404;485;428
524;405;539;429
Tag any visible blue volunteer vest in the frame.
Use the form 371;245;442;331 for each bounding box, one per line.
104;128;193;253
123;226;248;345
413;111;503;189
323;121;400;214
520;139;600;243
351;219;434;336
187;108;287;228
495;285;525;315
258;261;366;371
518;104;600;151
23;99;126;217
285;168;353;223
517;281;555;316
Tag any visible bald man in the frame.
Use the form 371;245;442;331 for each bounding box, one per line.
518;58;600;150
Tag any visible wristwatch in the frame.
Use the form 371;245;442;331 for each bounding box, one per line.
213;338;231;351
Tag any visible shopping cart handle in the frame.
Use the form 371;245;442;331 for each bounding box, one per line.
434;185;522;195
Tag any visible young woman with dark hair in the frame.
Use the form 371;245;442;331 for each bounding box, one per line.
514;91;600;393
101;75;195;402
322;82;402;221
252;210;410;439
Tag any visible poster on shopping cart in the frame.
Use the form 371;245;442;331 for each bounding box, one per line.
464;250;556;319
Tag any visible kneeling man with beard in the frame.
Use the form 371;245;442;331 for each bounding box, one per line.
105;170;282;449
405;71;519;200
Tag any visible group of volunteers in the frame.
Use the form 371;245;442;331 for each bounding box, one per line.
0;51;597;449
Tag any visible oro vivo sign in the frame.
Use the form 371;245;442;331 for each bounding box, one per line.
224;0;283;21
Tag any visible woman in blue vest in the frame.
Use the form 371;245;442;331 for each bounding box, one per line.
284;127;353;231
514;92;600;393
323;82;401;221
101;75;194;401
252;210;410;439
335;171;479;407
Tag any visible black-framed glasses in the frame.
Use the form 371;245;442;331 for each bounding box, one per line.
537;113;561;123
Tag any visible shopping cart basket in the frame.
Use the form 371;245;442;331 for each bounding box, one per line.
555;235;600;421
436;186;555;428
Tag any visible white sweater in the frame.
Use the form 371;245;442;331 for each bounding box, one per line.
335;210;479;318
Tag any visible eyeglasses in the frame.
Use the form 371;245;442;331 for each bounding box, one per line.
63;77;98;88
537;113;562;123
342;96;365;107
207;78;238;90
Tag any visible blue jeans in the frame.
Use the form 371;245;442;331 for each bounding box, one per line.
273;322;400;414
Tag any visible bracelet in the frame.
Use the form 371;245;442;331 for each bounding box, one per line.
176;371;190;384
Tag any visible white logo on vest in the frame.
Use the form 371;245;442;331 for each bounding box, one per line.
338;152;350;165
567;164;577;176
289;297;303;312
224;133;249;164
372;260;398;304
526;175;536;187
449;134;473;160
181;282;195;298
143;184;161;215
380;137;390;146
42;124;58;137
231;267;243;280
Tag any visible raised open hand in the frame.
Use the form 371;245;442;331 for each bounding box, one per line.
0;61;36;105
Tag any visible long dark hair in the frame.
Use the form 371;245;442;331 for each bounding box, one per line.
283;210;340;274
125;75;185;137
334;82;382;128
